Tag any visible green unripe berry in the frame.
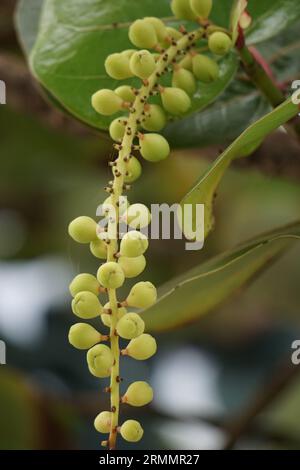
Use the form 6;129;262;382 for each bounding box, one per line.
190;0;213;18
166;27;183;41
117;313;145;339
94;411;112;434
125;334;157;360
144;17;166;42
101;302;127;328
119;255;146;278
72;291;103;319
161;87;191;115
126;281;157;309
115;85;135;103
123;381;153;407
109;118;126;142
87;344;113;378
142;105;167;132
90;239;107;259
68;323;102;350
120;420;144;443
121;49;136;60
103;195;129;216
97;262;125;289
130;50;156;79
172;68;197;96
129;19;158;49
179;54;193;70
124;157;142;183
124;204;151;230
192;54;219;83
68;216;98;244
139;133;170;162
105;53;133;80
69;273;100;297
171;0;197;20
208;32;232;56
120;231;149;258
91;89;123;116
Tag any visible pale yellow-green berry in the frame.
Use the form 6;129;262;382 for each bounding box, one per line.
103;195;129;216
120;231;149;258
69;273;100;297
87;344;113;378
125;334;157;360
120;420;144;442
142;104;167;132
90;239;107;260
115;85;136;103
122;381;153;407
179;53;193;70
118;255;146;279
72;291;103;319
144;17;166;42
97;262;125;289
129;19;158;49
172;68;197;96
109;118;126;142
192;54;219;83
124;204;151;230
124;157;142;183
68;216;98;244
190;0;213;18
68;323;102;350
171;0;197;20
126;281;157;309
101;302;127;328
129;50;156;79
91;89;123;116
140;133;170;162
121;49;136;60
94;411;112;434
117;313;145;339
208;31;232;56
105;53;133;80
161;87;191;115
165;27;183;41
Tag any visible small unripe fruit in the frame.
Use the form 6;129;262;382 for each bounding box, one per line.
68;323;101;350
69;273;100;297
103;195;129;216
190;0;213;18
87;344;113;378
72;291;103;319
120;420;144;442
68;216;97;244
172;68;197;95
101;302;127;328
142;105;167;132
91;89;123;116
119;255;146;278
121;49;136;60
208;32;232;56
126;281;157;309
124;157;142;183
192;54;219;83
117;313;145;339
171;0;197;20
120;231;149;258
105;53;133;80
123;381;153;407
94;411;112;434
139;133;170;162
161;87;191;115
179;54;193;70
129;19;157;49
90;239;107;259
124;204;151;230
126;334;157;360
115;85;135;103
97;262;125;289
109;118;126;142
130;50;156;79
165;27;183;41
144;17;166;42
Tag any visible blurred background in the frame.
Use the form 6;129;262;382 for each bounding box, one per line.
1;0;300;450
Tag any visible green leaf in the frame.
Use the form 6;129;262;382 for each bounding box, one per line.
180;98;298;240
143;221;300;333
